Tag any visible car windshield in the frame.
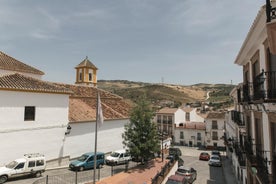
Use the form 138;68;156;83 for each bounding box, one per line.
110;152;120;157
201;153;208;156
6;161;18;169
166;180;182;184
77;154;89;162
211;156;220;160
177;168;190;173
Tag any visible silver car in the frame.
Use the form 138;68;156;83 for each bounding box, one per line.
208;155;222;167
175;166;197;183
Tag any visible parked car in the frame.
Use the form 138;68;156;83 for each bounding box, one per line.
0;153;46;184
169;147;182;157
106;149;131;165
208;155;222;167
211;150;221;157
69;152;105;171
175;166;197;183
165;174;189;184
199;152;210;161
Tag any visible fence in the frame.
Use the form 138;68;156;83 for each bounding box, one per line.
33;170;96;184
151;159;176;184
33;161;138;184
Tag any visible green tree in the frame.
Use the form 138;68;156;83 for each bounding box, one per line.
122;97;160;164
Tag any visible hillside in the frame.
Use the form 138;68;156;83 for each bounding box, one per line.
97;80;235;110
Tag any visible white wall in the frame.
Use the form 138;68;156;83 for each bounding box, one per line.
0;127;67;166
0;91;69;131
174;128;205;146
64;119;129;159
174;109;185;124
0;90;69;166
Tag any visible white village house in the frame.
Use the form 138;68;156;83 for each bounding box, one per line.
0;51;131;167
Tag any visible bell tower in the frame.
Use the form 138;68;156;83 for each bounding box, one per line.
75;56;98;87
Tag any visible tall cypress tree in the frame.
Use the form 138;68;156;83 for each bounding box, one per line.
122;97;159;163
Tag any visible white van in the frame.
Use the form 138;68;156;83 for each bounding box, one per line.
0;153;46;184
105;149;131;165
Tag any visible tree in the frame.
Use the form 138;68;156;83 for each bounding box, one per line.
122;97;160;164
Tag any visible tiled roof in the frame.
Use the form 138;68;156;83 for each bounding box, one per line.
75;56;98;69
156;107;178;114
206;112;226;119
56;83;132;122
177;122;206;130
182;107;194;112
0;73;72;94
0;51;44;75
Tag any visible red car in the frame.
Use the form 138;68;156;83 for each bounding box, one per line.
199;152;210;161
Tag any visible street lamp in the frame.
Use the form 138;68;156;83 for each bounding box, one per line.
158;131;167;162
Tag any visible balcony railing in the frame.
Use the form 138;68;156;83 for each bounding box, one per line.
212;136;218;141
230;110;245;126
211;125;218;129
244;137;271;184
238;71;276;104
266;0;276;23
233;141;246;167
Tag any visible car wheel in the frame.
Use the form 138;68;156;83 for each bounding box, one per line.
0;175;8;184
33;171;42;178
79;167;84;171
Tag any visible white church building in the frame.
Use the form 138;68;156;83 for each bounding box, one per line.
0;51;131;167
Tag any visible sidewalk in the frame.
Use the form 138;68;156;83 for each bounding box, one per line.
91;158;171;184
222;156;238;184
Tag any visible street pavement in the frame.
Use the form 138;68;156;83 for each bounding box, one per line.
174;146;238;184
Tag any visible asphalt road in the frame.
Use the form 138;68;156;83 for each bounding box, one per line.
6;146;226;184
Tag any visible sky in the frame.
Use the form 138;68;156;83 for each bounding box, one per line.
0;0;265;85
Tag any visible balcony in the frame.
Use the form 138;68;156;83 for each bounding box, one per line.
238;71;276;104
244;137;271;183
266;1;276;54
230;110;245;126
233;141;246;167
212;136;218;141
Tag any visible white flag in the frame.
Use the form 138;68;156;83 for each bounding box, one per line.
97;93;104;127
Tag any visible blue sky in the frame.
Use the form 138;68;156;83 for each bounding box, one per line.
1;0;264;85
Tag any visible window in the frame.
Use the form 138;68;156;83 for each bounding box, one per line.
36;160;44;166
186;112;190;121
180;132;184;139
89;73;92;81
212;131;218;140
157;115;161;123
24;106;35;121
212;120;218;129
15;162;25;170
168;116;172;124
163;116;168;124
28;161;35;168
197;133;201;140
79;72;82;81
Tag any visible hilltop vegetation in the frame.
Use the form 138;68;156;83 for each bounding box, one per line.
98;80;235;110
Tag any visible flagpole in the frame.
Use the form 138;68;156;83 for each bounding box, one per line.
93;93;99;184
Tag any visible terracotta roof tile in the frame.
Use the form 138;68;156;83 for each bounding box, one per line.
206;112;226;119
181;107;194;112
55;83;132;122
75;56;98;69
0;51;44;75
156;107;178;114
0;73;72;94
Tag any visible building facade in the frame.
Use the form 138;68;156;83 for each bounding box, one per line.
205;112;225;150
232;1;276;183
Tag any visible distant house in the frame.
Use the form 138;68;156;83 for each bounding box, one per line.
174;122;206;147
0;52;132;166
205;112;226;150
154;107;185;138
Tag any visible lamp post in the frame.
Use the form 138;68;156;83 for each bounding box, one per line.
158;131;167;162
